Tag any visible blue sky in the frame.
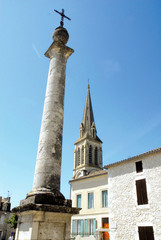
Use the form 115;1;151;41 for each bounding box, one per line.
0;0;161;208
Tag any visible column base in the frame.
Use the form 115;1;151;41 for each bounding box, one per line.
19;188;72;207
13;206;79;240
12;189;80;240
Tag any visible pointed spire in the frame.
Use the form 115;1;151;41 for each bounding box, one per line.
81;84;95;136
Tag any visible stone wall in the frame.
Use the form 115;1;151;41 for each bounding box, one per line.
0;197;14;240
15;211;73;240
108;151;161;240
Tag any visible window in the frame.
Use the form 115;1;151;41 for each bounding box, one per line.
102;190;108;207
136;179;148;205
77;220;81;235
72;219;83;237
72;220;76;236
82;146;84;164
88;193;94;209
89;145;92;164
138;226;154;240
89;219;96;235
102;218;109;227
102;218;110;239
72;219;96;237
77;194;81;208
78;148;80;165
92;129;95;137
85;219;96;236
136;161;143;173
95;147;98;165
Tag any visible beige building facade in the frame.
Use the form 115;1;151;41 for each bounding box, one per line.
70;170;109;240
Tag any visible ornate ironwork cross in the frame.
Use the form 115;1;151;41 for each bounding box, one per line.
54;9;71;27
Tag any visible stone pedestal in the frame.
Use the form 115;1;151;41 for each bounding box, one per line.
13;205;78;240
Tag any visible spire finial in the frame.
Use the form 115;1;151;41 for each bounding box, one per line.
88;79;90;89
54;9;71;27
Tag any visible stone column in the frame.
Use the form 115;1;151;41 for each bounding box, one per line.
12;26;79;240
28;27;74;200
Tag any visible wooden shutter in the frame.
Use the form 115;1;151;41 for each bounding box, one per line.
80;220;83;237
136;161;143;173
93;219;96;236
84;219;88;236
136;179;148;205
72;220;76;236
138;226;154;240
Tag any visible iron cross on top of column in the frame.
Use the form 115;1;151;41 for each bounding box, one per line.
54;9;71;27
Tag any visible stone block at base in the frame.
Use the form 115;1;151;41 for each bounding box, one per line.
13;204;79;240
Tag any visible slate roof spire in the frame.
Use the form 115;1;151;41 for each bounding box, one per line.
80;84;96;137
74;84;103;179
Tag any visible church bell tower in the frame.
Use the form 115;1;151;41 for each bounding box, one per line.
73;85;103;179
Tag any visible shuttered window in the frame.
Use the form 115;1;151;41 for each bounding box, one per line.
74;219;96;237
89;219;96;235
138;226;155;240
136;161;143;173
136;179;148;205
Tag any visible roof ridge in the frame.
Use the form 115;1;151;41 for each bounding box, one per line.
104;146;161;168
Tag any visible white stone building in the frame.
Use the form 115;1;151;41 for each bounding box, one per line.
70;85;109;240
104;148;161;240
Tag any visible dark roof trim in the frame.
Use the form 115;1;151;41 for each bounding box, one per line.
104;147;161;169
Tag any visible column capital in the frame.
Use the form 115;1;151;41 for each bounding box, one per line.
45;42;74;60
45;27;74;60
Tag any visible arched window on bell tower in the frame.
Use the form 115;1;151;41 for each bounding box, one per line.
89;145;92;164
78;148;80;166
82;146;84;164
95;147;98;165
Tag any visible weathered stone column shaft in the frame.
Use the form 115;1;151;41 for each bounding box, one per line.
32;28;74;193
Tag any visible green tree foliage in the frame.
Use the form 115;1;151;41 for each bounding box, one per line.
6;214;18;229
